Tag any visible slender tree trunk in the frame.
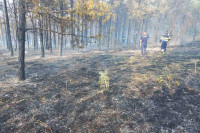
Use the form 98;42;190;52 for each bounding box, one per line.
27;32;30;49
49;15;52;52
12;25;17;49
13;0;18;51
57;25;60;49
127;19;131;45
4;0;13;56
107;16;113;48
77;14;80;52
30;14;38;50
70;0;75;49
85;19;88;47
0;24;6;47
114;13;119;48
59;0;64;56
45;16;49;49
98;17;103;50
81;19;84;46
18;0;26;80
2;11;9;48
90;22;93;47
59;30;64;56
4;23;8;48
34;24;38;50
53;23;56;48
39;15;45;57
117;12;122;43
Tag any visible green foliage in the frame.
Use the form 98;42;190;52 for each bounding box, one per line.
40;97;46;104
127;0;169;21
128;56;135;64
75;0;114;22
157;65;183;89
99;70;110;89
6;0;200;50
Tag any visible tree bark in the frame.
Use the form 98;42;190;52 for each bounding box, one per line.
98;17;103;50
127;19;131;45
59;0;64;56
13;0;18;51
4;0;13;56
77;14;80;52
49;14;52;52
39;15;45;57
70;0;75;49
53;22;57;49
45;15;49;49
0;24;6;47
18;0;26;80
27;32;30;49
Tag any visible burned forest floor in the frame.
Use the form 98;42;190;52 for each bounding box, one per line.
0;42;200;133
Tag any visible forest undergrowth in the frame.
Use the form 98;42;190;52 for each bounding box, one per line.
0;43;200;133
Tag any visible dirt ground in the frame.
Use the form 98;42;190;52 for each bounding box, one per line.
0;42;200;133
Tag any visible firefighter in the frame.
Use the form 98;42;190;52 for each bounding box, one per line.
140;32;150;55
160;31;171;54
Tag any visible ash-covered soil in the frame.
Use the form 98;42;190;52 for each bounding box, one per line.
0;43;200;133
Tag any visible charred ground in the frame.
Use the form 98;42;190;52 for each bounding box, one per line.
0;42;200;133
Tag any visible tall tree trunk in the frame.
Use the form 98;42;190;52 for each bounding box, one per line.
59;0;64;56
12;24;17;49
4;23;8;48
107;17;112;48
57;24;60;49
77;14;80;52
39;15;45;57
0;24;6;47
114;13;119;48
49;15;52;52
45;16;49;49
34;24;38;50
98;17;103;50
18;0;26;80
70;0;75;49
34;27;38;50
127;19;131;45
27;32;30;49
81;19;84;47
89;22;93;47
107;0;114;48
53;23;56;48
4;0;13;56
30;14;38;50
122;13;126;44
13;0;18;51
85;19;88;47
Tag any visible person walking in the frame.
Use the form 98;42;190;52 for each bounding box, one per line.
160;31;171;54
140;32;150;55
